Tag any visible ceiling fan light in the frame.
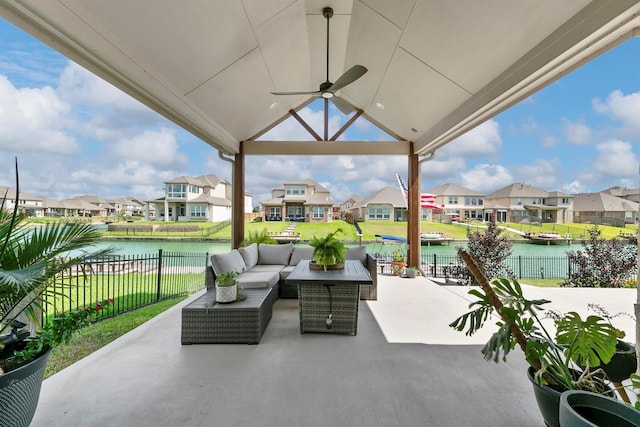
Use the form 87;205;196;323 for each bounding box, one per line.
321;92;333;99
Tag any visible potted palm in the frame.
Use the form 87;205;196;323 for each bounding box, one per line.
309;229;346;271
450;250;620;427
0;160;112;427
215;271;239;303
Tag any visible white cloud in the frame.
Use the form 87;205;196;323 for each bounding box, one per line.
441;120;502;158
562;180;586;194
563;119;591;145
591;139;638;177
0;75;78;154
513;158;561;189
460;164;513;193
593;90;640;136
112;129;187;168
541;135;558;148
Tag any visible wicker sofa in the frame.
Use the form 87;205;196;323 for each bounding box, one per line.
206;243;377;300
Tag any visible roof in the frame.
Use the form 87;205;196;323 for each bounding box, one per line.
354;186;405;208
425;183;481;197
485;183;550;199
572;192;640;212
3;2;638;156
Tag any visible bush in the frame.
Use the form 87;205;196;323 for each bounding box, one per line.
463;221;514;281
563;225;637;288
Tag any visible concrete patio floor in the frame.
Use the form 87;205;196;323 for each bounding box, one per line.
31;274;636;427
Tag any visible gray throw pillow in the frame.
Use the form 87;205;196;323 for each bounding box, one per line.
210;250;246;276
238;243;259;269
258;243;293;265
289;246;314;266
345;246;367;265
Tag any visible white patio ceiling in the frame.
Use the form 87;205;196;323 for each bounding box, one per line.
1;0;639;156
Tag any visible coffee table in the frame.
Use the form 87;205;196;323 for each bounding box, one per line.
285;260;373;335
181;287;277;344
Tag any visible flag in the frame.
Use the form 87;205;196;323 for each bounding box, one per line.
395;173;444;210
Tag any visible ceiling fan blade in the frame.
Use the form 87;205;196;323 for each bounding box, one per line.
271;90;321;96
331;96;355;115
328;65;368;93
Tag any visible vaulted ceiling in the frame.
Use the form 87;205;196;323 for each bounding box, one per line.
1;0;639;157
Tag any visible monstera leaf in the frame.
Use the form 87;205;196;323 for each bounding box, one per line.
555;312;617;368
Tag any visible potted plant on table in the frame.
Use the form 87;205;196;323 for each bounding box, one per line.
449;249;625;427
215;271;239;303
309;229;345;271
390;249;406;276
0;160;113;427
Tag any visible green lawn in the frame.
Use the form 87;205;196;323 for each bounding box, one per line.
45;295;188;378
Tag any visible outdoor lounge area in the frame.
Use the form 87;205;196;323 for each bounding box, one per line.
29;274;636;426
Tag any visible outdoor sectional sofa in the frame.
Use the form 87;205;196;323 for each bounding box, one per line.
181;243;376;344
205;242;377;300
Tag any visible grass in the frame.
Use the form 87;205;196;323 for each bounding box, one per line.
44;295;189;378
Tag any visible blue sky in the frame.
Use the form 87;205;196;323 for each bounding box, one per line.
1;18;640;207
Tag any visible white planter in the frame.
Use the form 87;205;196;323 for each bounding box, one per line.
216;283;237;303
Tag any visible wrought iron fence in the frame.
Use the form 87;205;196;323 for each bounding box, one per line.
41;250;207;323
419;253;593;282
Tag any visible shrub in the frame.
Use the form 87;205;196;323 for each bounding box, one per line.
462;221;514;281
563;225;636;288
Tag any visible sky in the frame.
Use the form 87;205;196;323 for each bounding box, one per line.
1;19;640;207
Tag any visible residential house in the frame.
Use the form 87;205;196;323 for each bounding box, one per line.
339;195;362;220
601;186;640;203
425;183;483;221
61;198;104;217
0;186;45;217
261;179;334;223
110;197;145;216
349;186;406;222
572;192;639;226
151;174;252;222
70;195;115;216
483;183;572;223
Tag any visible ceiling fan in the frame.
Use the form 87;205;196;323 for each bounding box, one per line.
270;7;367;114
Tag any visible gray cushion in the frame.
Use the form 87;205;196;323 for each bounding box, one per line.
236;271;279;289
279;265;295;281
289;246;314;266
258;243;293;265
250;265;285;273
238;243;259;269
345;246;367;265
210;250;246;276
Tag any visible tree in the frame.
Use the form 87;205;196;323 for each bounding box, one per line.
463;221;514;280
563;225;637;288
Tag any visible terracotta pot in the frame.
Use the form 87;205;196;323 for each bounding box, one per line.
390;261;405;276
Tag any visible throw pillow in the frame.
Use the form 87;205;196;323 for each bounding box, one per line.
289;246;314;266
238;243;259;269
210;250;246;276
345;246;367;264
258;243;293;265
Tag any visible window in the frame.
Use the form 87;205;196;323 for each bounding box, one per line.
448;196;458;204
285;185;306;195
368;208;391;219
464;197;483;206
516;198;522;205
190;205;206;217
532;198;546;205
561;197;570;204
312;207;324;218
189;185;199;194
167;184;186;198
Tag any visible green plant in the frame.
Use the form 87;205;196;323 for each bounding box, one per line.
463;221;514;280
216;271;238;287
563;226;636;288
309;229;346;271
0;159;112;373
242;228;276;246
450;250;617;394
392;249;405;262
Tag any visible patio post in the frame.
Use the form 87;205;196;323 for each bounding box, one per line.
407;143;420;268
232;141;245;249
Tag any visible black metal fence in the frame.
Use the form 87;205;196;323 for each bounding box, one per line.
42;250;207;323
419;253;595;281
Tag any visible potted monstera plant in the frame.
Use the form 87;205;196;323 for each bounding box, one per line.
309;229;346;271
0;160;112;426
450;250;622;427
